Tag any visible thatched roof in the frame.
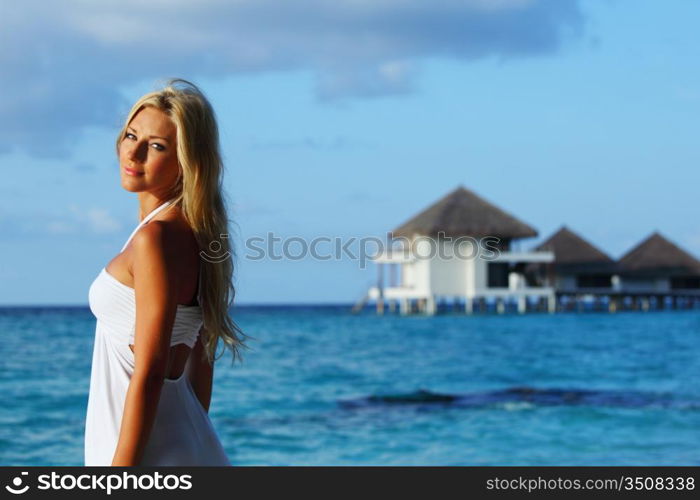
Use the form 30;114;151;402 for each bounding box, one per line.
390;186;538;239
534;226;617;273
617;232;700;276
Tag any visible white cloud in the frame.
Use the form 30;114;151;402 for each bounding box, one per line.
67;205;122;234
46;221;78;235
0;0;584;157
0;205;122;238
85;208;122;234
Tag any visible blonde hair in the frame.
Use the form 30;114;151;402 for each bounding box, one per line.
116;78;250;365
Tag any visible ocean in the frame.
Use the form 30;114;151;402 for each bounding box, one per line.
1;306;699;465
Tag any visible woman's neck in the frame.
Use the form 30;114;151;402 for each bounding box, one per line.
137;192;177;222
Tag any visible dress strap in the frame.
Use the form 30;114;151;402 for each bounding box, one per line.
120;199;177;252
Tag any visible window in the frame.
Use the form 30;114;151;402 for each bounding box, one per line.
670;276;700;290
576;274;612;288
487;263;509;288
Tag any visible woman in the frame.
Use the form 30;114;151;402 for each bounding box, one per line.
85;79;247;466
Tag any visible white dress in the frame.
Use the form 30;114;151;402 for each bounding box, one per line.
84;199;231;466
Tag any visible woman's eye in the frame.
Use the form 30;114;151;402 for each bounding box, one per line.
151;143;165;151
125;132;136;140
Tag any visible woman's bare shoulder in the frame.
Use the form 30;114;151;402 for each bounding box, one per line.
131;216;196;264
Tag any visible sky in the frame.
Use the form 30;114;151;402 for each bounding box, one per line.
1;0;699;305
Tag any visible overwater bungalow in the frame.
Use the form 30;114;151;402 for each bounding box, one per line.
615;232;700;309
359;186;555;315
531;226;618;292
525;226;619;311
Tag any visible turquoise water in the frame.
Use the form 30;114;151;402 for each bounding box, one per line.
1;306;699;465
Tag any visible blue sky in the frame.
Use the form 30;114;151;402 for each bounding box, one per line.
1;0;699;305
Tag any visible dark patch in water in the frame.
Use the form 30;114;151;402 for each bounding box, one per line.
339;386;690;410
367;389;457;404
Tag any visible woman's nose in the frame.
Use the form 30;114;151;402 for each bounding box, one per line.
126;141;147;162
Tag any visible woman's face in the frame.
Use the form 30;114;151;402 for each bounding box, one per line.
118;106;179;196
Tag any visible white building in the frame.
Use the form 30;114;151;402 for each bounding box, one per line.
362;186;555;315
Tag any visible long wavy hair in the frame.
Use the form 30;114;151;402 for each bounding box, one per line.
116;78;250;365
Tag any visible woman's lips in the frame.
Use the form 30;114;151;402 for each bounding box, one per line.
124;166;144;176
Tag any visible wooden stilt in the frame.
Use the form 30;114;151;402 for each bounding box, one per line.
496;298;505;314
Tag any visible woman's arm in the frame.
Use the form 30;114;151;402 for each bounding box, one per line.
111;221;181;467
187;328;213;413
